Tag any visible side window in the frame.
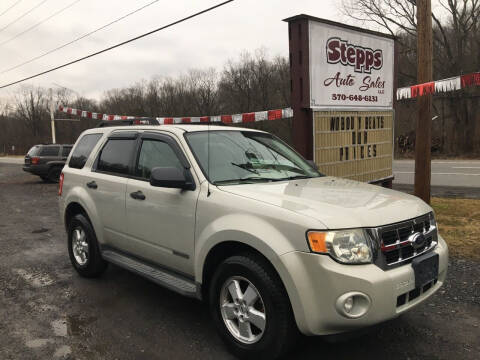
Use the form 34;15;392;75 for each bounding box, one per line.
62;146;72;157
97;139;136;175
136;139;184;180
69;134;102;169
40;146;60;156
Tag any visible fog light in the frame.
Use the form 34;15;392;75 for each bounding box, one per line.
344;296;354;313
335;292;371;319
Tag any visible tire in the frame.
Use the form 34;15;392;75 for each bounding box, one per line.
40;176;49;182
47;166;62;183
209;254;298;360
68;214;107;278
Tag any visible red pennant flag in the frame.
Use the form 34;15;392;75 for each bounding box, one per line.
268;109;282;120
221;115;232;123
242;113;255;122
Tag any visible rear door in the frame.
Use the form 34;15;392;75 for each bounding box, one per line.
61;146;72;161
125;132;199;275
89;132;138;249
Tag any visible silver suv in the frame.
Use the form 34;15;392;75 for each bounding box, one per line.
59;125;448;359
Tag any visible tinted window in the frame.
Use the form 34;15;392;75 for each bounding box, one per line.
62;146;72;157
39;146;60;156
27;146;40;156
136;139;183;179
69;134;102;169
97;139;136;175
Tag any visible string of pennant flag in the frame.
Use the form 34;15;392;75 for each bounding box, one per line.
57;105;294;124
396;71;480;100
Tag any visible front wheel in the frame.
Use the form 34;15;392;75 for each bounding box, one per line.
209;254;298;359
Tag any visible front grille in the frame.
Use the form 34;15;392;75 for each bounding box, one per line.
376;213;438;268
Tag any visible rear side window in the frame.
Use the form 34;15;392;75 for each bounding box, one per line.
69;134;102;169
39;146;60;156
62;146;72;157
97;139;136;175
27;146;40;156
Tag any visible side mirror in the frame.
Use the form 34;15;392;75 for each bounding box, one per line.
307;160;318;170
150;167;195;190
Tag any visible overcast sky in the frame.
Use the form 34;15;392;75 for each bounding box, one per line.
0;0;345;101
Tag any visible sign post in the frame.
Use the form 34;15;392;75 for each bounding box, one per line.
284;15;396;186
49;88;56;144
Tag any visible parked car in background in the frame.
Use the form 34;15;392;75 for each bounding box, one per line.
23;144;72;182
59;125;448;359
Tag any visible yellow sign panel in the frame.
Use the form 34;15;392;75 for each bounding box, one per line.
313;111;393;182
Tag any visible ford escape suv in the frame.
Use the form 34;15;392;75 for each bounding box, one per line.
59;125;448;359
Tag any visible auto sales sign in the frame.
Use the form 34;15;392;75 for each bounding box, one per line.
309;20;394;109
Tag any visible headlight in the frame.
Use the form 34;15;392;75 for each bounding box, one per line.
307;229;373;264
429;211;437;229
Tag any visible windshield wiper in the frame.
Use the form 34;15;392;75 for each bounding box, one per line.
213;177;276;185
231;162;259;174
269;175;314;181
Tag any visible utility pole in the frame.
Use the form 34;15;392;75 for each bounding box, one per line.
414;0;433;204
49;88;56;144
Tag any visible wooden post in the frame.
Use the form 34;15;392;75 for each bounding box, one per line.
414;0;433;203
284;16;313;160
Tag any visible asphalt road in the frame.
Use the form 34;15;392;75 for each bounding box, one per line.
0;163;479;360
394;160;480;187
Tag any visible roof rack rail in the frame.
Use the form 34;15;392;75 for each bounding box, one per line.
174;121;227;126
96;118;160;127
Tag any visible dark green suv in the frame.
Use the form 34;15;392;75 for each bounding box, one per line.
23;144;72;182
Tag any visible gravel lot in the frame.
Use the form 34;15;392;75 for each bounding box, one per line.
0;163;479;360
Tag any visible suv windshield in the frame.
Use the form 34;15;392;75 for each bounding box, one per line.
185;130;322;185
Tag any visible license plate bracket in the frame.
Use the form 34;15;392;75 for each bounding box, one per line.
412;252;439;288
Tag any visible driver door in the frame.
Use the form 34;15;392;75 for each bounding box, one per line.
125;132;199;276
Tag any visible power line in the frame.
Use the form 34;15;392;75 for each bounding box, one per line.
0;0;235;89
0;0;23;19
0;0;49;34
0;0;161;75
0;0;82;47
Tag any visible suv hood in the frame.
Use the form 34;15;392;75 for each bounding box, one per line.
218;177;432;229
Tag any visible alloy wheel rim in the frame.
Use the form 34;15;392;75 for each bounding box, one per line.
72;227;89;266
219;276;266;344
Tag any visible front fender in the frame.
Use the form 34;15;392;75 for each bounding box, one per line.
195;213;296;283
194;211;310;334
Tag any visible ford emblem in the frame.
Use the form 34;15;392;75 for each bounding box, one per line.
409;232;426;249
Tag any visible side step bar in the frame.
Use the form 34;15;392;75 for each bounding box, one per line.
101;250;198;298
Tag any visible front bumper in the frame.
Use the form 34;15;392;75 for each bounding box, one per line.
279;235;448;336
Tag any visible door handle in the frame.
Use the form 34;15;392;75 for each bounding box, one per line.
86;181;98;189
130;190;146;200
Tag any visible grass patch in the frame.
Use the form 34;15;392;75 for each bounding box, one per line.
431;197;480;260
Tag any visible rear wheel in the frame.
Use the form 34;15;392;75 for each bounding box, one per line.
40;176;48;182
68;214;107;278
47;166;62;183
209;254;298;359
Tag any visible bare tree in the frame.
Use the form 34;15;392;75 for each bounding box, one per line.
14;86;49;138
